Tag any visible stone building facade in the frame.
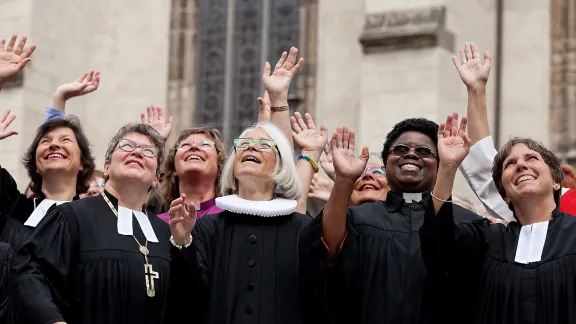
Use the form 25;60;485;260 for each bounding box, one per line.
0;0;565;205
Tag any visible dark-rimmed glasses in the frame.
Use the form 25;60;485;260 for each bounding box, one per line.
116;139;158;158
389;144;436;159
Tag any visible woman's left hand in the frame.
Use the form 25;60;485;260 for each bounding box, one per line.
291;112;328;160
261;47;304;105
168;194;197;246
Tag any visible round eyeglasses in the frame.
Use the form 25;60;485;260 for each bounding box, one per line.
116;139;158;158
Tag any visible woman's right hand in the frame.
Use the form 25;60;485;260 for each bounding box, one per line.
330;127;369;181
54;70;100;101
0;109;17;140
168;194;197;246
437;113;471;169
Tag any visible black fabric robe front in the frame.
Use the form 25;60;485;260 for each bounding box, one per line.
420;201;576;324
12;192;190;324
0;242;13;324
299;191;480;324
187;210;313;324
0;166;78;251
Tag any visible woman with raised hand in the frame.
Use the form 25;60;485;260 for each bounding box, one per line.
0;111;94;250
13;123;194;324
170;111;326;323
421;114;576;323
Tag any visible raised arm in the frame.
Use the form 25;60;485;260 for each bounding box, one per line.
291;112;328;214
262;47;304;147
0;110;24;216
140;105;173;141
452;42;514;221
0;35;36;91
48;70;100;120
322;127;369;259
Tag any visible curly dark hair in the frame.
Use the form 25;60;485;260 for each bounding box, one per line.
22;116;95;196
381;118;439;164
161;127;226;208
492;137;564;210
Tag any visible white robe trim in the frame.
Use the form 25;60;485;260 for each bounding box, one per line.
514;220;549;264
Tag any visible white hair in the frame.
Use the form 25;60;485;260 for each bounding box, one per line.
220;122;302;200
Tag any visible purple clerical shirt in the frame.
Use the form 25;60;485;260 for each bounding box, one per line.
157;197;224;223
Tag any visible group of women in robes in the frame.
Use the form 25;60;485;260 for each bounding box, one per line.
2;33;576;324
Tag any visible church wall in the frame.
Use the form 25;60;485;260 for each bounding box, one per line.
314;0;365;139
0;0;171;190
499;0;550;145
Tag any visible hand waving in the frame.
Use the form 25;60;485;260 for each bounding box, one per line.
0;110;18;140
262;47;304;98
331;127;369;180
291;112;328;159
319;143;336;181
452;42;491;91
257;91;271;122
437;113;471;168
55;70;100;100
141;105;173;140
0;35;36;84
308;174;334;202
168;194;197;246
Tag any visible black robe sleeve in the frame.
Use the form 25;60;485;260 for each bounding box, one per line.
12;204;79;324
0;167;26;230
0;242;13;324
299;209;357;324
419;200;490;275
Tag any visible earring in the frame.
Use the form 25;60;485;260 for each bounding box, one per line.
553;184;561;190
504;198;510;204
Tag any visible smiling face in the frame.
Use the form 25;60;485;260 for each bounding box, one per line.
35;127;83;177
500;143;558;202
350;162;390;205
174;133;219;180
104;132;159;188
233;128;278;182
385;131;438;193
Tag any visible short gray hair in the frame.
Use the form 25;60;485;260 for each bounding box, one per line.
104;123;166;176
220;122;302;200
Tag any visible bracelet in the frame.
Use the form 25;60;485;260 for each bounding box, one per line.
297;154;319;173
170;234;193;249
430;192;452;203
270;105;289;112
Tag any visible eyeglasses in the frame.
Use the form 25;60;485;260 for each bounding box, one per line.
90;181;105;188
116;139;158;158
177;140;216;150
233;138;277;150
362;166;386;178
389;144;436;159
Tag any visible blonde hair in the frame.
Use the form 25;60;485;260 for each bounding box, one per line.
220;122;302;200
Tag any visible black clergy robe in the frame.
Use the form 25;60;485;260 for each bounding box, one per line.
299;191;480;324
0;166;78;251
12;192;191;324
187;210;312;324
420;201;576;324
0;242;13;324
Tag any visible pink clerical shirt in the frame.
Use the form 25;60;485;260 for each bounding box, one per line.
157;197;224;223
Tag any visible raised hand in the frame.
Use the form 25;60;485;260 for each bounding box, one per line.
437;113;471;168
55;70;100;100
308;174;334;202
331;127;369;180
319;143;336;180
262;47;304;103
168;194;197;246
0;35;36;85
452;42;491;91
0;109;18;140
291;112;328;160
141;105;173;140
257;91;271;122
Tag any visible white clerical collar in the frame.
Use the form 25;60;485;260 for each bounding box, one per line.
116;206;159;243
25;199;69;227
216;195;297;217
514;220;549;264
403;192;423;203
